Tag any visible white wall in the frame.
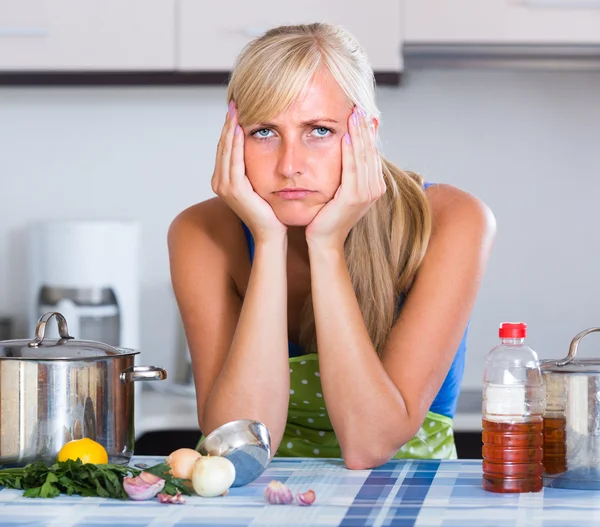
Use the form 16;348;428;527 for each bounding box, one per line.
1;68;599;390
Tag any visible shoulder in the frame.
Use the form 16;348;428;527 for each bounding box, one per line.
167;197;250;277
169;197;234;237
424;183;496;242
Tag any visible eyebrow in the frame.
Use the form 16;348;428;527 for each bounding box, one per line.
258;117;340;128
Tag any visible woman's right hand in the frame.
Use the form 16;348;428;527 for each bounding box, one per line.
211;101;287;242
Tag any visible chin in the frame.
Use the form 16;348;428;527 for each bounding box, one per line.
272;203;319;227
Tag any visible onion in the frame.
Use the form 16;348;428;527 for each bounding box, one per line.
192;455;236;497
165;448;202;480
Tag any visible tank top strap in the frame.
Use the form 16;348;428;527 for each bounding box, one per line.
241;221;255;262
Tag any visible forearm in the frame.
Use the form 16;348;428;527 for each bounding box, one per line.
203;235;289;452
308;243;415;468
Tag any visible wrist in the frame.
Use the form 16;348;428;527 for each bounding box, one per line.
254;231;288;250
307;237;346;260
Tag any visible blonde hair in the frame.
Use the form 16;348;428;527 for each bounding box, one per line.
227;23;432;354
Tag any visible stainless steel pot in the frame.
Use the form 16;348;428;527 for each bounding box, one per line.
542;327;600;489
0;312;166;466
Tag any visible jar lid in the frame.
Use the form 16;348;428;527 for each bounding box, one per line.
0;312;138;360
499;322;526;339
541;328;600;374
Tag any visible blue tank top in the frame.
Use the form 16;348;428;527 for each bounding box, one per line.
239;184;468;419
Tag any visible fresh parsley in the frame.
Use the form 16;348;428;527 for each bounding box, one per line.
0;459;192;499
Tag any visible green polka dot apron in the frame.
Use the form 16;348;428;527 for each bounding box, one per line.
279;353;456;459
196;352;456;459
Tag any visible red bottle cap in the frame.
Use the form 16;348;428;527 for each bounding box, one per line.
499;322;527;338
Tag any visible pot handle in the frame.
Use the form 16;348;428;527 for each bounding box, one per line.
556;327;600;366
120;365;167;383
28;311;74;348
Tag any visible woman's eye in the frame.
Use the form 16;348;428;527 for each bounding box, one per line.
251;127;332;140
311;127;332;138
252;128;274;139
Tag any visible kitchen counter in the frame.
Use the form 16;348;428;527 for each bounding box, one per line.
135;386;483;440
2;456;600;526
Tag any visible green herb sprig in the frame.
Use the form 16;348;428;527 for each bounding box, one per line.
0;459;192;500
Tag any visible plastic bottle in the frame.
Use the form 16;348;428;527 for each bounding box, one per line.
482;322;545;493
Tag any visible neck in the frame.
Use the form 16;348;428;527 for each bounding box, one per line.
287;226;309;263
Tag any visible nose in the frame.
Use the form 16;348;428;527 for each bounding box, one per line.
277;138;306;179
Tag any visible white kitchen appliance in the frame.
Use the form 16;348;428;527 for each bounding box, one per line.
26;221;140;351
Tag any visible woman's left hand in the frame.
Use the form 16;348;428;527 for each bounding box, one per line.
305;107;386;249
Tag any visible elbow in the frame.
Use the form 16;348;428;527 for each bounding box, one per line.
344;452;393;471
342;442;401;471
344;457;381;471
342;425;420;470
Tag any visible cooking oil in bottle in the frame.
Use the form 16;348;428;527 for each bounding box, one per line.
482;322;545;493
542;416;567;475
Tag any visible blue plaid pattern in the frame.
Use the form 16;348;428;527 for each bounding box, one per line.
1;456;599;526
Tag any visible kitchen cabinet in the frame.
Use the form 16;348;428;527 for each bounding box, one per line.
404;0;600;44
10;0;597;85
0;0;175;70
0;0;402;84
177;0;403;82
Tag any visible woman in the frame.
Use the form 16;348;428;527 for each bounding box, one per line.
168;23;496;469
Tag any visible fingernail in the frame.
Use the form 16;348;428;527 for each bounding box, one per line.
228;100;235;116
235;124;241;135
357;107;366;118
352;111;358;126
344;132;351;144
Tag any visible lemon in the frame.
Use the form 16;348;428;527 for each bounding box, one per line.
57;438;109;465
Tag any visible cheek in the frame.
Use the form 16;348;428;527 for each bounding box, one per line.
312;143;342;195
243;144;272;191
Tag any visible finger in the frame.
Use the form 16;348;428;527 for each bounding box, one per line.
212;101;236;191
348;108;364;195
364;121;383;199
219;101;238;188
360;110;380;200
216;101;234;162
354;108;373;197
230;117;245;187
341;129;356;196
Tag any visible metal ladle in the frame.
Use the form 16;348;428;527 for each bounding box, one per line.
197;419;271;487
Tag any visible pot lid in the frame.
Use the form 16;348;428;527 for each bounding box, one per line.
542;358;600;374
0;312;138;360
542;328;600;374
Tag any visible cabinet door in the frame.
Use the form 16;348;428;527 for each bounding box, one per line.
0;0;176;70
405;0;600;44
178;0;402;72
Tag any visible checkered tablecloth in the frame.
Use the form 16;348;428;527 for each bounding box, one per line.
2;456;600;526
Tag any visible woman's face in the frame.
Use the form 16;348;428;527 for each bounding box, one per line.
242;70;353;227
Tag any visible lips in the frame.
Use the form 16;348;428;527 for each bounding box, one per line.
274;188;315;200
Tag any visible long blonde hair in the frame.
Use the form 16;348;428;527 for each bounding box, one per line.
227;23;432;354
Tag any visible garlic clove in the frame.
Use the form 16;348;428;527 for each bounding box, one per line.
138;471;164;486
264;480;294;505
191;455;236;497
296;489;316;506
123;472;165;501
157;490;186;504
